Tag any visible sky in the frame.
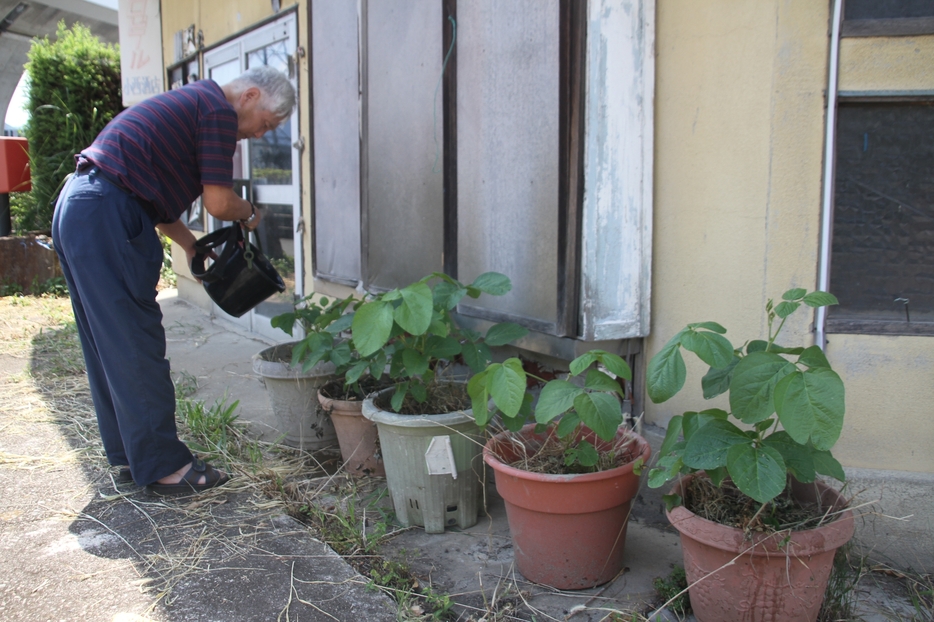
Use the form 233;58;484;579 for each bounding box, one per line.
5;0;119;128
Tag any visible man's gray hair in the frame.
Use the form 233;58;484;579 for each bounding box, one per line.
228;66;296;118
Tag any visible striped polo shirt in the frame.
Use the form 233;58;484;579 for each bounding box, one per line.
81;80;238;223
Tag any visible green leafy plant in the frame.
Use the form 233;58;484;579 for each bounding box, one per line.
23;22;122;232
468;349;633;471
271;294;356;368
653;565;691;617
644;289;846;506
350;272;529;413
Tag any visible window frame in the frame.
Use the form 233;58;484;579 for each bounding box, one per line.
825;94;934;337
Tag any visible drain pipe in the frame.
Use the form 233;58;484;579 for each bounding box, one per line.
816;0;844;351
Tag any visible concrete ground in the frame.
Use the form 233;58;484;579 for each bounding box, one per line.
0;290;927;621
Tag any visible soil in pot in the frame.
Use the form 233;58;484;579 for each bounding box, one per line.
370;381;470;416
666;474;854;622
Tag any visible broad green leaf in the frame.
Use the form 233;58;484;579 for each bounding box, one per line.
484;322;530;347
467;373;491;426
682;418;750;470
763;431;816;483
469;272;512;296
803;291;839;308
812;449;846;482
460;342;485;372
388;349;405;378
702;356;740;399
300;347;329;372
648;454;684;489
433;281;467;310
682;329;734;368
535;380;581;423
595;352;632;380
688;321;727;334
574;392;623;441
330;341;352;367
798;345;831;369
409;381;428;403
394;282;433;335
706;466;728;487
325;313;353;335
646;342;687;404
424;336;461;360
773;367;845;450
662;493;683;511
754;417;775;433
427;316;450;338
503;403;530;431
555;411;581;437
683;409;729;440
490;359;527;418
402;348;429;378
658;414;683;457
345;360;370;385
390;383;408;411
747;340;769;353
381;289;402;302
567;440;599;468
726;443;787;503
729;351;795;424
584;369;624;397
351;301;393;357
783;288;807;301
632;457;645;475
774;301;801;319
569;351;598;376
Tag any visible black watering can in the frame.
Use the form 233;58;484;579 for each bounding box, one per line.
190;224;285;317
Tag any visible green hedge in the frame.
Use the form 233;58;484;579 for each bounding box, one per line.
19;22;122;232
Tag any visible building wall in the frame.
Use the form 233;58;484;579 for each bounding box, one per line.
645;0;934;569
646;1;934;477
647;2;828;421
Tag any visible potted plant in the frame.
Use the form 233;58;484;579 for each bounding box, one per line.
354;272;529;533
644;289;854;622
467;350;652;590
251;295;352;450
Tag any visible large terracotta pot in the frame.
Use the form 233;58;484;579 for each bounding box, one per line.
483;424;651;590
666;474;854;622
317;388;384;477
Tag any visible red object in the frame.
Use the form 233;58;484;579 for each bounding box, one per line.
666;474;855;622
317;388;385;477
484;425;651;590
0;137;30;193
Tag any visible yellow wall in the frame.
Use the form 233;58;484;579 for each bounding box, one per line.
647;1;934;475
840;35;934;92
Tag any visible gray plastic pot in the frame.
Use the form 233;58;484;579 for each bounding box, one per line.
362;386;483;533
252;343;337;450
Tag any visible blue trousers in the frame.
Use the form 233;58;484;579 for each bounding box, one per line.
52;168;192;485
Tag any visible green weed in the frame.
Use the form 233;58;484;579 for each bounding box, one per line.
653;565;691;617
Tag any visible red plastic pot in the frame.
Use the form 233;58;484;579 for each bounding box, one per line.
318;389;384;477
484;424;651;590
666;474;854;622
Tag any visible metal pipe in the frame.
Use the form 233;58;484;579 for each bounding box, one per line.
816;0;844;351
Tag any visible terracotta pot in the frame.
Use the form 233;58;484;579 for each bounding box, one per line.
317;389;384;477
483;424;651;590
666;474;854;622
